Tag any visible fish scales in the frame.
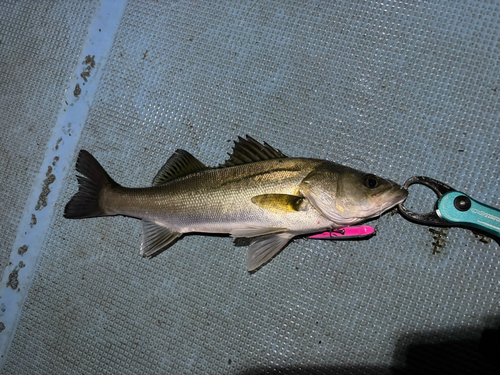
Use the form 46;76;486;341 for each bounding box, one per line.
103;158;326;233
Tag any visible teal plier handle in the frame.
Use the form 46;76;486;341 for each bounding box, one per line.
398;176;500;241
438;191;500;239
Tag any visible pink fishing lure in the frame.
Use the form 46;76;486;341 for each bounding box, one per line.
308;225;375;239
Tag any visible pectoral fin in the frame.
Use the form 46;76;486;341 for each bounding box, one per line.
251;194;306;214
141;220;181;257
246;233;294;271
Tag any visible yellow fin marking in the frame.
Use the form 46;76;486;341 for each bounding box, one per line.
251;194;304;214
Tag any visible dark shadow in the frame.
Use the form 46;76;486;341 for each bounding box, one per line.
233;237;252;247
233;232;376;248
391;321;500;375
239;365;385;375
239;319;500;375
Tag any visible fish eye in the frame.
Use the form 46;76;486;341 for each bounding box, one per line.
363;174;379;189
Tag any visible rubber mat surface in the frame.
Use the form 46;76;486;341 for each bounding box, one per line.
0;0;98;282
1;1;499;374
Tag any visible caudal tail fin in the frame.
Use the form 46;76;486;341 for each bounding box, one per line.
64;150;119;219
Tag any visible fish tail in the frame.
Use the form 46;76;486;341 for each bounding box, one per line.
64;150;119;219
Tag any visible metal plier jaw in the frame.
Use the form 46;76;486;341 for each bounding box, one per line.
398;176;500;242
398;176;455;226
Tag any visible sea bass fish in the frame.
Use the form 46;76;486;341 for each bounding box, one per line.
64;136;407;271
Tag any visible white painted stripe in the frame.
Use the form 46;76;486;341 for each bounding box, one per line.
0;0;128;367
477;220;500;232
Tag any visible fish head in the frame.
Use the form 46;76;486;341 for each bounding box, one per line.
300;162;408;226
335;167;408;223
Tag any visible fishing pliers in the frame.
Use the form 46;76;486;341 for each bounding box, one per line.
398;176;500;242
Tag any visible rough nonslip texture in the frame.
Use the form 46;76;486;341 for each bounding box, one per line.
2;1;500;374
0;1;99;280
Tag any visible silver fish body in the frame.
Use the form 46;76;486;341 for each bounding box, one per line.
65;136;407;271
105;158;329;234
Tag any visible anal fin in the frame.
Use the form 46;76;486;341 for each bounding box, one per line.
141;220;181;257
247;233;294;272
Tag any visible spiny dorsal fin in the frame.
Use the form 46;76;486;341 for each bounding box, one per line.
220;135;288;167
152;149;208;186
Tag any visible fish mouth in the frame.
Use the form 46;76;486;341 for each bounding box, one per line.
365;186;408;220
340;186;409;224
382;187;408;210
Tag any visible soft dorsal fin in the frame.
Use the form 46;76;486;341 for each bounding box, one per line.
152;149;208;186
220;135;288;167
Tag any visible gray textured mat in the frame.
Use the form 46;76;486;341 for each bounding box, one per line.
1;1;499;374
